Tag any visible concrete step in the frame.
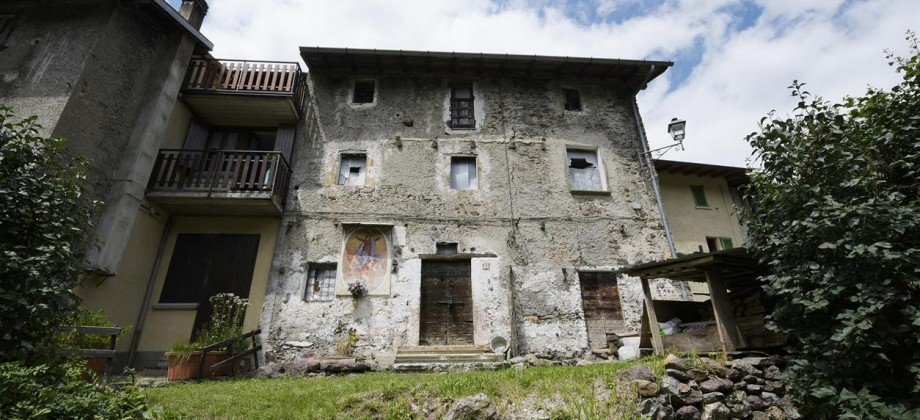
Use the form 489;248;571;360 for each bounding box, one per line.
392;361;508;372
393;352;504;364
397;345;491;354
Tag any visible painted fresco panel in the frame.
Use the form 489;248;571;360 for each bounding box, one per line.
336;226;391;296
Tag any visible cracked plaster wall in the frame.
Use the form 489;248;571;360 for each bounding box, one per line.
261;70;678;365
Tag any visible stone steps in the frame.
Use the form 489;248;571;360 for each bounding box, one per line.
392;345;505;371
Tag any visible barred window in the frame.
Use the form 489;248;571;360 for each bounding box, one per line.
305;264;336;302
450;84;475;129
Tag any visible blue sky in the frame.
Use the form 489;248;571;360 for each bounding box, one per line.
171;0;918;167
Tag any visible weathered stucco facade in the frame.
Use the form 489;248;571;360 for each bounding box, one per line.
260;49;681;367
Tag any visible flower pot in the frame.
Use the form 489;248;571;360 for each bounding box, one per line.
80;356;108;382
165;351;236;381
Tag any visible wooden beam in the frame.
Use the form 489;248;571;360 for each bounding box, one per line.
705;266;741;352
640;278;664;355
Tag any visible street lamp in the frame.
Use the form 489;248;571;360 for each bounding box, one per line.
667;117;686;142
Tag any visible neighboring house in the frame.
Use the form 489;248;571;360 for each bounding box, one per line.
655;159;748;255
2;0;690;370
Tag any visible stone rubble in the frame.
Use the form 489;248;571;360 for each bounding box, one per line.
636;354;801;420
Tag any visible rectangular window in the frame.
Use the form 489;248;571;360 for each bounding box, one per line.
450;84;475;129
436;242;459;255
706;236;735;252
691;185;708;207
338;154;367;186
305;264;337;302
450;156;478;190
563;89;582;111
567;149;603;191
352;81;375;104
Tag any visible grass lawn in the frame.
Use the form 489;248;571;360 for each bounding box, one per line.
145;357;664;419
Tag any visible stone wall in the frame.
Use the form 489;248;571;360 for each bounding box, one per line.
260;69;678;366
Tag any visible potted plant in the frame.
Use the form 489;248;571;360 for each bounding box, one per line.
166;293;249;381
347;281;368;298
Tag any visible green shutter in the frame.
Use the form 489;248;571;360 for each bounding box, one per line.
691;185;708;207
719;237;734;250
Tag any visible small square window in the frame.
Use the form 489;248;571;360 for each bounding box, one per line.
450;84;475;129
567;149;604;191
450;156;478;190
691;185;709;207
563;89;582;111
436;242;458;255
338;154;367;186
352;81;375;104
305;264;336;302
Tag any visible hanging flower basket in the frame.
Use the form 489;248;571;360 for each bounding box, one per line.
347;281;368;298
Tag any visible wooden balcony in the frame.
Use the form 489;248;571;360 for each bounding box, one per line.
147;150;291;216
180;58;308;126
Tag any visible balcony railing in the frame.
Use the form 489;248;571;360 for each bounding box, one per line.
148;149;290;204
182;58;308;115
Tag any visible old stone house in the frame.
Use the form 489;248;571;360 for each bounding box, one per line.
259;48;681;367
1;0;699;370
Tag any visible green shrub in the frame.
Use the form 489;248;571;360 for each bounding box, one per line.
0;106;96;362
0;361;160;419
56;308;127;350
743;32;920;418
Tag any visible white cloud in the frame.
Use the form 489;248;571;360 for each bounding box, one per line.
196;0;920;167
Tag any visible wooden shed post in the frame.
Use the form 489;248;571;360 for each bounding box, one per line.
640;277;664;355
704;267;741;352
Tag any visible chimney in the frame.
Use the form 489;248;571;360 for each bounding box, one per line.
178;0;208;30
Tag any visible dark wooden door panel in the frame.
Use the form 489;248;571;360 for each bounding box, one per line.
419;260;473;346
579;271;622;320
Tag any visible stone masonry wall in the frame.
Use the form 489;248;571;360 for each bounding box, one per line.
260;69;677;366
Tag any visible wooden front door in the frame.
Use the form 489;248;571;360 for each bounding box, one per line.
419;260;474;346
579;271;624;349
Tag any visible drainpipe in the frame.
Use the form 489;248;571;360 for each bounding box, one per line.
126;215;174;368
629;74;690;301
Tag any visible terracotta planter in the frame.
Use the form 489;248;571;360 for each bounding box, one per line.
80;356;108;382
165;351;236;381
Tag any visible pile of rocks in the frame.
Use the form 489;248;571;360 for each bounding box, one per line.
632;354;801;420
255;357;371;378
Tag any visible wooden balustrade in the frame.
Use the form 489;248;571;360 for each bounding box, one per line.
182;58;308;115
148;150;290;200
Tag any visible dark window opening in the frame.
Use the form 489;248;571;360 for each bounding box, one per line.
305;264;337;302
436;242;459;255
353;81;375;104
705;236;734;252
450;84;475;129
569;158;593;169
564;89;582;111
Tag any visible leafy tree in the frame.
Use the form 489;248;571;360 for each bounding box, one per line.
743;32;920;418
0;106;96;362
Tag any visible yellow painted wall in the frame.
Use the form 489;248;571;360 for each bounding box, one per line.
76;201;168;352
138;216;279;352
658;172;746;256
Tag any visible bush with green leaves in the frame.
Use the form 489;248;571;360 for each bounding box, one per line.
0;106;96;362
0;361;160;419
743;32;920;418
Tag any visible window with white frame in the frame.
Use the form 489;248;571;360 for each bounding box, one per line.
305;264;337;302
567;149;604;191
337;154;367;186
450;156;478;190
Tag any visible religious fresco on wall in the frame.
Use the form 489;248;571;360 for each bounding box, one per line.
336;226;391;296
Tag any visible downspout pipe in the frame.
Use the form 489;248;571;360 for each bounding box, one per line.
127;215;174;368
630;68;690;301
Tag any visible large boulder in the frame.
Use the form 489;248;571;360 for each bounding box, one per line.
633;379;660;398
618;364;656;382
700;377;732;394
639;396;674;420
444;394;500;420
675;405;702;420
